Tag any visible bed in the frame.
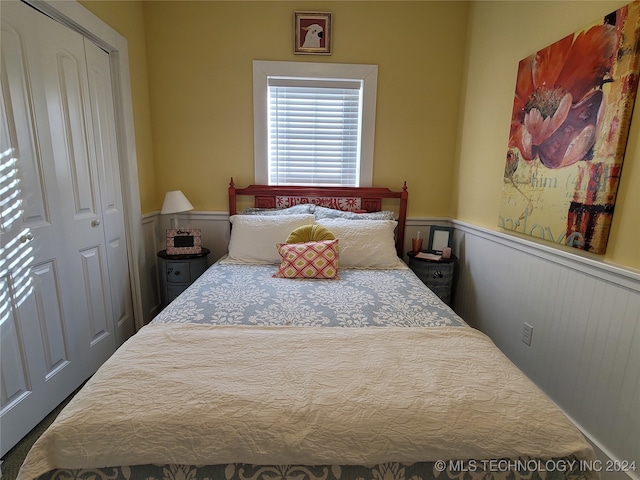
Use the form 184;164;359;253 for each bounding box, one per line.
17;180;598;480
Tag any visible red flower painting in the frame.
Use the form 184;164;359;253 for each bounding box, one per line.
509;25;617;169
501;1;640;255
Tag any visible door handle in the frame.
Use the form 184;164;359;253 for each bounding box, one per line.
91;220;101;227
20;232;34;243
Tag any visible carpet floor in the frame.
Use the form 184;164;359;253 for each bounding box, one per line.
1;389;79;480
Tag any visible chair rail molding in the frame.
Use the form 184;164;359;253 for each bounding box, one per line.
453;220;640;293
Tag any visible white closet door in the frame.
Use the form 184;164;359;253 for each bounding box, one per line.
84;40;135;347
39;9;118;378
0;0;132;455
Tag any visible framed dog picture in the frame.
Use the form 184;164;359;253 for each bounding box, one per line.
294;11;332;55
166;228;202;255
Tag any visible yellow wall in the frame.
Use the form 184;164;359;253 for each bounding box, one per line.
455;0;640;270
79;0;158;214
141;1;468;215
79;0;639;270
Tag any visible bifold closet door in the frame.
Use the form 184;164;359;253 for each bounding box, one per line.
84;39;135;349
0;0;133;456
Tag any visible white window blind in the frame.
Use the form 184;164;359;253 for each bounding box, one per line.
253;61;378;187
268;78;363;186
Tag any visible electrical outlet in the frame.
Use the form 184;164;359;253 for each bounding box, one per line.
522;322;533;346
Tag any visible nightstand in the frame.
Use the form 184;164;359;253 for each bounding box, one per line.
157;248;210;307
407;252;457;306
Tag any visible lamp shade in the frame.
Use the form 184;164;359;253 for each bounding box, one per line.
161;190;194;215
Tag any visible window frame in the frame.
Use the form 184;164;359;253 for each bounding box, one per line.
253;60;378;187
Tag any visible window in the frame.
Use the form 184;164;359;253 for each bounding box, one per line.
253;61;378;187
267;79;361;186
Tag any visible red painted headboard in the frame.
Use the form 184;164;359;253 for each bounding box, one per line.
228;178;408;257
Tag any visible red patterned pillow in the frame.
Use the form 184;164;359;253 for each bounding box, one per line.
274;239;339;279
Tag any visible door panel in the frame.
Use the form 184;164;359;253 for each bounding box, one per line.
31;260;70;377
79;246;110;346
0;24;49;228
0;276;29;408
55;51;98;217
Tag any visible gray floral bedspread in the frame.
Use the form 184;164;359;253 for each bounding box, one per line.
38;456;593;480
32;263;595;480
153;260;466;328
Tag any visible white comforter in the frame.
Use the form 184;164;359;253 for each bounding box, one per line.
18;324;595;480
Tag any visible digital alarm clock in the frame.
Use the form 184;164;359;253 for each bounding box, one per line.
166;228;202;255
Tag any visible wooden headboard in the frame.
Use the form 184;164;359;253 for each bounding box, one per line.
228;178;409;257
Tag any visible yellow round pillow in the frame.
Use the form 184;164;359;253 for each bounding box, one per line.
286;224;335;243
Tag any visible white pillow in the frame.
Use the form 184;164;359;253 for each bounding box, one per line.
314;206;396;221
228;214;315;264
316;218;399;268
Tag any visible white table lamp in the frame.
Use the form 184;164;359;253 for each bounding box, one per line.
161;190;194;228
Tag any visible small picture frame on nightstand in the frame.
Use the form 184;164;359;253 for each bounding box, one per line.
166;228;202;255
427;226;453;254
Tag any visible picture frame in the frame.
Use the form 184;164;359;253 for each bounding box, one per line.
294;11;332;55
166;228;202;255
427;226;453;254
499;2;640;254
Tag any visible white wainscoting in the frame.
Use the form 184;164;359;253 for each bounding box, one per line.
452;221;640;480
140;214;162;323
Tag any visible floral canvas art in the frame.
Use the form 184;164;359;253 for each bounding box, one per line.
499;1;640;254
